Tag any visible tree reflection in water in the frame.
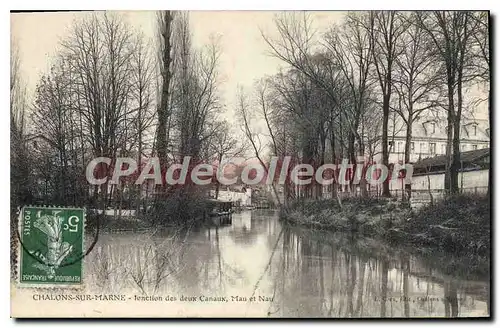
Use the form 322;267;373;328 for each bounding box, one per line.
83;210;490;318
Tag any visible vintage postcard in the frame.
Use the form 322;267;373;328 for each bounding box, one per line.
10;10;490;318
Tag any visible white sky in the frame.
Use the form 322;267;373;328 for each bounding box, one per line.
10;9;489;145
10;11;345;122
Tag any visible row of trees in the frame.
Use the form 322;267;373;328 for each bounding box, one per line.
237;11;489;204
11;11;245;223
10;11;491;221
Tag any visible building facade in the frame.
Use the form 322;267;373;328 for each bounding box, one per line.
373;112;490;164
210;186;252;206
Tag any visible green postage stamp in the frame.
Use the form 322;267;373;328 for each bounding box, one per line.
18;206;85;287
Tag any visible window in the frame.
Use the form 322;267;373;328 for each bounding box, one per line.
473;125;477;136
411;142;415;153
430;143;436;155
461;144;467;152
441;144;446;154
420;143;425;153
398;141;403;153
431;122;436;134
472;144;478;150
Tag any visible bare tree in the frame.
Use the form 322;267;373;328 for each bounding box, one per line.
171;12;222;161
11;41;32;205
263;72;302;203
236;86;282;207
130;32;156;213
10;42;27;143
255;76;309;203
470;11;490;196
470;12;490;83
367;11;407;197
60;13;138;206
263;13;376;199
324;13;375;195
392;12;441;199
31;59;74;204
10;40;31;274
417;11;481;194
156;10;174;167
255;78;280;157
262;13;333;99
210;120;246;199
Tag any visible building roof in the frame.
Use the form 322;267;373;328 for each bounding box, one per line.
389;115;490;142
413;148;490;171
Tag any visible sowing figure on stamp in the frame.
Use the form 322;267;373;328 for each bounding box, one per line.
32;210;73;279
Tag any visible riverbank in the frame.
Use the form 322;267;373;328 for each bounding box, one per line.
281;197;412;234
280;194;490;278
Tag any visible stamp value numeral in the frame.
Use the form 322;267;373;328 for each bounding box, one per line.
63;216;80;233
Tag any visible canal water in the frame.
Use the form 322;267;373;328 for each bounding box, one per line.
84;210;490;318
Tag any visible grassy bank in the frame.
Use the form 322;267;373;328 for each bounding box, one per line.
281;197;411;235
392;194;490;267
281;194;490;277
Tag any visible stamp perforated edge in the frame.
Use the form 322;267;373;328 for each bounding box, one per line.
14;205;87;290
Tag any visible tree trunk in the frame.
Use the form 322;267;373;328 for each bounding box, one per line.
347;132;355;194
404;117;413;200
451;78;463;195
215;153;222;199
382;94;391;197
330;131;338;200
317;137;326;199
444;84;455;193
136;85;143;217
157;11;173;171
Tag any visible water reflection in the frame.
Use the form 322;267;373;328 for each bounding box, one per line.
84;210;489;318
